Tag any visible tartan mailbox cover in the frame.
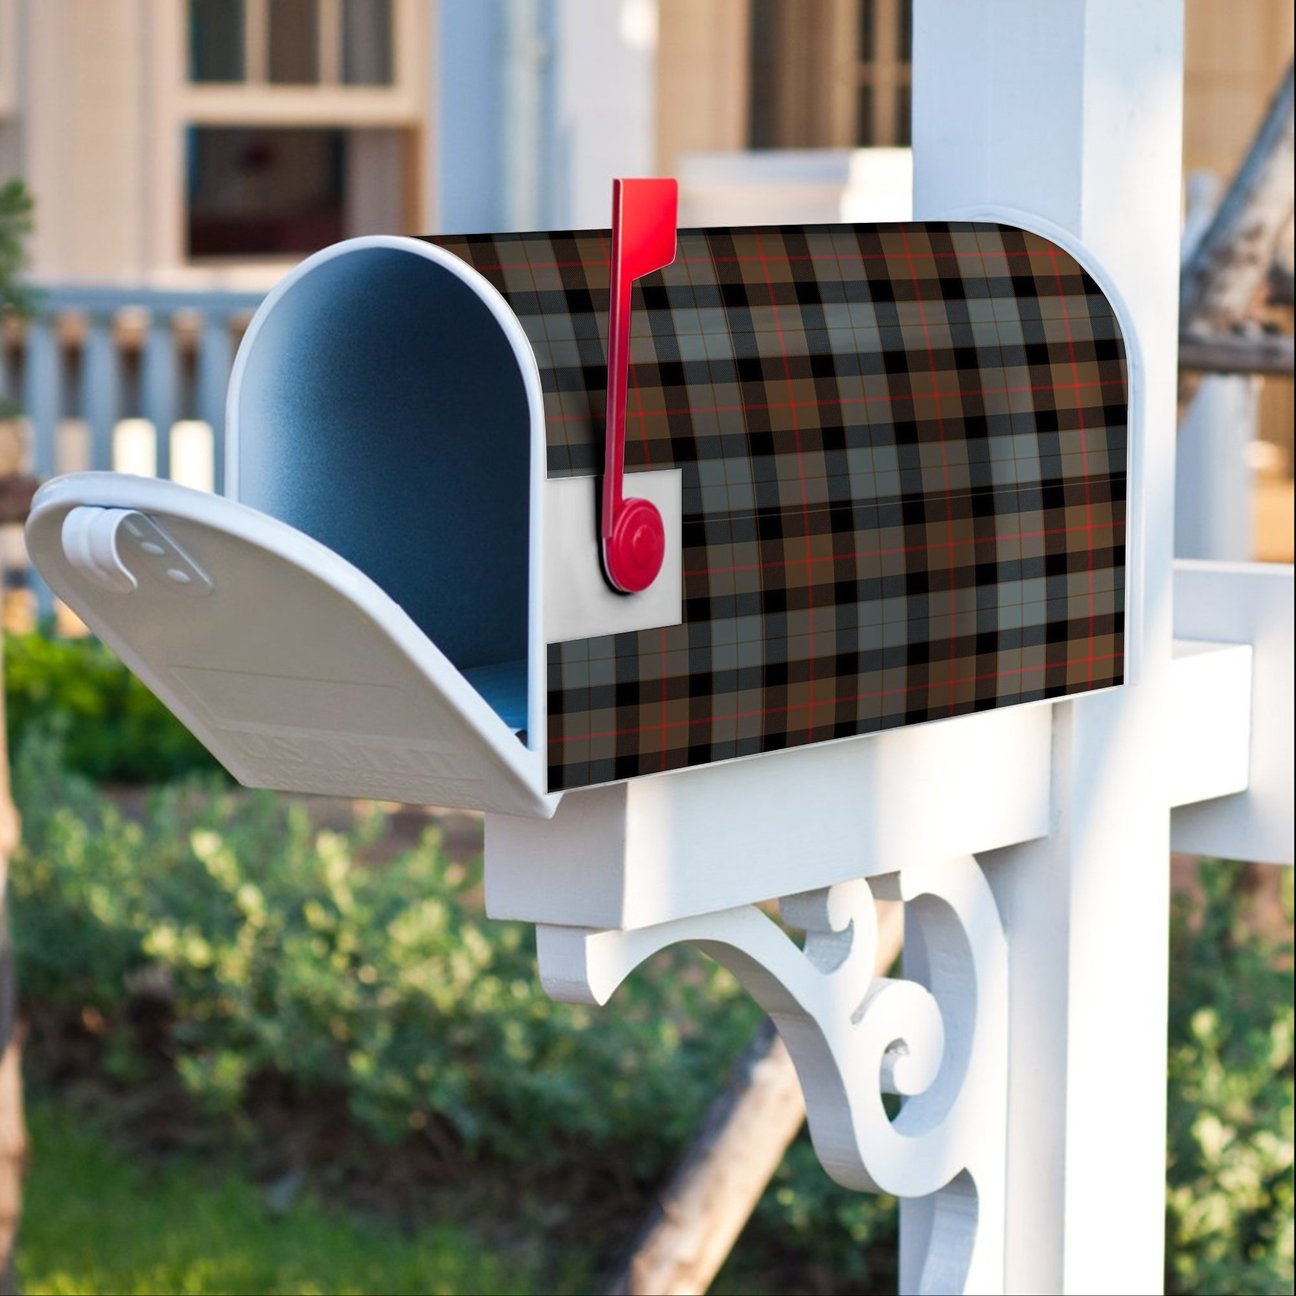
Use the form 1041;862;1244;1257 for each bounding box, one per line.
434;221;1128;792
26;215;1128;815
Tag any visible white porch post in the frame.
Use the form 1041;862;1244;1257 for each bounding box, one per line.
911;4;1184;1292
551;0;658;227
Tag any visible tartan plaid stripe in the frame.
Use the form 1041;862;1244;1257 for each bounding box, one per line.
427;223;1128;793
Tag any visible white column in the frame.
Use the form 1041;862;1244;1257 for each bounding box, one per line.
552;0;658;227
434;0;510;231
911;4;1183;1293
1175;377;1259;561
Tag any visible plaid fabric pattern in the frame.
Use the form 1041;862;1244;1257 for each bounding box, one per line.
428;224;1128;793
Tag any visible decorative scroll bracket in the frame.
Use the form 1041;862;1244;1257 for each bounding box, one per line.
535;855;1008;1295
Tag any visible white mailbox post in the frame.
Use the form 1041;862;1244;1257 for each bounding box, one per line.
498;4;1293;1293
913;6;1291;1291
22;3;1295;1294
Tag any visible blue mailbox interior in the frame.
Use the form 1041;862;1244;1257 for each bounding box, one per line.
233;245;533;733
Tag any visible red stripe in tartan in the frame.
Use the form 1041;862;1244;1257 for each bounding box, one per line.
448;245;1084;275
542;376;1127;424
899;224;959;712
1046;240;1097;686
753;227;819;742
685;519;1121;579
552;651;1125;746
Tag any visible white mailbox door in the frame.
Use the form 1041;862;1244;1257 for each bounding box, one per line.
26;473;555;819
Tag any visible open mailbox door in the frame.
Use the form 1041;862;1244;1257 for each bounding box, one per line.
29;235;556;818
27;474;555;818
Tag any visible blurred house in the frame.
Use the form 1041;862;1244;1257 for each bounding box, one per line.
0;0;1289;276
0;0;1289;581
0;0;429;289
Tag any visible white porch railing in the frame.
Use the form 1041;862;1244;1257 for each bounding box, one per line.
1;284;265;617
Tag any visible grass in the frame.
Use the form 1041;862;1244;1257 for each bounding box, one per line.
17;1101;552;1295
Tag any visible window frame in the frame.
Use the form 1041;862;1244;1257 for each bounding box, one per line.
182;0;421;122
152;0;426;277
747;0;913;150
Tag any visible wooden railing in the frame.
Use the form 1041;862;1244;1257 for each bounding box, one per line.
1;284;265;616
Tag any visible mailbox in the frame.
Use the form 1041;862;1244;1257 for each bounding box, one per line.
27;191;1129;818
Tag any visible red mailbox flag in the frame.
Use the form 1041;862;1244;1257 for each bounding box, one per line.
601;178;678;593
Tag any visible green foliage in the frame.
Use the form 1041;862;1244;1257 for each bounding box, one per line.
4;631;222;783
10;727;758;1171
1166;861;1295;1296
721;1137;898;1294
0;176;36;419
0;177;34;315
19;1101;551;1295
10;727;1293;1293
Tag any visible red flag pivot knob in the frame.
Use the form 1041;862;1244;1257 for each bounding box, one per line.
604;495;666;593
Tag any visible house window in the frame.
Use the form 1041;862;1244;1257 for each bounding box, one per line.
856;0;912;145
187;127;344;256
186;125;411;259
749;0;912;148
174;0;420;262
269;0;321;85
342;0;394;85
190;0;247;83
187;0;394;87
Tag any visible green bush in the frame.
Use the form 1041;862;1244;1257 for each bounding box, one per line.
1166;861;1294;1295
9;724;1292;1293
4;630;221;784
727;1137;898;1293
11;723;899;1289
11;725;758;1171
